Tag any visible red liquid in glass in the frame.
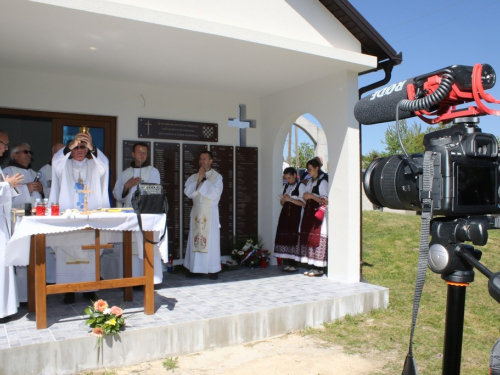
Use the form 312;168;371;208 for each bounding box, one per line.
51;205;60;216
36;205;45;216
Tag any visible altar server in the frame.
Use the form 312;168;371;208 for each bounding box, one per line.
183;151;222;280
0;130;24;322
49;132;110;304
113;142;161;207
112;142;163;284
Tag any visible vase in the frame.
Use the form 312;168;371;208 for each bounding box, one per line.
261;257;267;268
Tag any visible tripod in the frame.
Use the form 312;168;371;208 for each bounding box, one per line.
427;216;500;374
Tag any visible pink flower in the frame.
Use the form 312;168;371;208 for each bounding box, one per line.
110;306;123;317
93;299;108;313
93;327;103;337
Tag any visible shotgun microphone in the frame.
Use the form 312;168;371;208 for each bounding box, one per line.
354;64;497;125
354;79;414;125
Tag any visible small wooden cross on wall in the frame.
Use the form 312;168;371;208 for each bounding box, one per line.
77;184;93;214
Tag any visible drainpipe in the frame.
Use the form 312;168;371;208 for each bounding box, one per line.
358;59;398;282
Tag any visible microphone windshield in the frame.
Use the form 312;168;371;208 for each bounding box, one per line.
354;80;415;125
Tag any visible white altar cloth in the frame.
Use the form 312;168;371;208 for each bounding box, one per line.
4;213;167;266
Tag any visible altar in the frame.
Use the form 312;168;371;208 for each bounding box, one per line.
5;212;167;329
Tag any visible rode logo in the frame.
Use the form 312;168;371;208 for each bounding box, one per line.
370;80;407;101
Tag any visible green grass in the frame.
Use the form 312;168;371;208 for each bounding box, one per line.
305;211;500;374
162;357;179;371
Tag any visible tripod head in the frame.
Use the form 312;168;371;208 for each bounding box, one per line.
428;215;500;302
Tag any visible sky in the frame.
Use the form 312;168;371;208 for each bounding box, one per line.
348;0;500;155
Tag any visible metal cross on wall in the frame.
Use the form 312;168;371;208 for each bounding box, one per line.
228;104;256;147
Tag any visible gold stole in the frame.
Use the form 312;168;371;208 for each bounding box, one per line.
192;170;219;253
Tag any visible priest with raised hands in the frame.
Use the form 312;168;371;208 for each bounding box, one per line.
49;131;110;304
183;151;223;280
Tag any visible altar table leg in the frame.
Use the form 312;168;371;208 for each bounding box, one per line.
143;232;154;314
123;231;133;301
27;236;36;313
34;234;47;329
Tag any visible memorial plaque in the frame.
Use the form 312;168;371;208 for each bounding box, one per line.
122;140;151;170
235;147;258;243
210;146;234;256
138;117;218;142
182;144;208;252
153;142;181;259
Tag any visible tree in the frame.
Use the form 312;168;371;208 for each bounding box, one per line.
361;149;388;170
382;119;426;155
290;142;315;168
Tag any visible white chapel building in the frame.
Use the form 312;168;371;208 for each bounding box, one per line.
0;0;402;283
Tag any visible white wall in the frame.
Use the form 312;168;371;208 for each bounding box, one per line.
260;71;361;282
0;67;261;171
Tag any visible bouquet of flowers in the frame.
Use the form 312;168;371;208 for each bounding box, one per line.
85;299;126;349
231;239;269;268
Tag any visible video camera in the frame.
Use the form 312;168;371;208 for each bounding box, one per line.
359;64;500;216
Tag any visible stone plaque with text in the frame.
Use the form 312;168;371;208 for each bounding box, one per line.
153;142;181;259
235;147;258;243
138;117;218;142
182;144;208;252
210;145;234;256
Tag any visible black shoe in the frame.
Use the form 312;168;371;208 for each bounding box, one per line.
83;292;99;301
209;273;218;280
0;316;11;324
63;292;75;304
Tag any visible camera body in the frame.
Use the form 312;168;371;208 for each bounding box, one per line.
363;117;500;216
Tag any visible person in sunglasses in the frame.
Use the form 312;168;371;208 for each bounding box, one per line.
49;132;110;304
3;143;44;209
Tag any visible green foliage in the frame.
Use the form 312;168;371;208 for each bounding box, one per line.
361;149;388;170
162;357;179;371
290;142;315;168
382;119;426;155
304;212;500;374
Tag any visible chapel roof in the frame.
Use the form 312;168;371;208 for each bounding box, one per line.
320;0;403;70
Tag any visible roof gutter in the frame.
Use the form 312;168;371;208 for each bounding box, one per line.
319;0;403;97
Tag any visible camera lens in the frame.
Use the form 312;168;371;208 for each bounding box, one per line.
363;155;422;211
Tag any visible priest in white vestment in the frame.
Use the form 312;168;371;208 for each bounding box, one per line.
184;151;222;280
3;142;44;303
49;132;110;304
0;130;25;322
3;143;44;209
112;142;163;284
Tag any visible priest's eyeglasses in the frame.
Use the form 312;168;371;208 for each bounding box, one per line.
0;140;8;147
15;150;33;155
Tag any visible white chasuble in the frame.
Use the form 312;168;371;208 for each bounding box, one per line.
183;169;223;274
48;148;110;286
191;171;218;253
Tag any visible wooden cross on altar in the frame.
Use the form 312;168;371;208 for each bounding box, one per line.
77;184;93;214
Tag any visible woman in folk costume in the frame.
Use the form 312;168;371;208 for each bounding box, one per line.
0;130;25;322
273;167;305;272
298;158;328;276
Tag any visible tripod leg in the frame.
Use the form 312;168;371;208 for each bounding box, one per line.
442;282;467;375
